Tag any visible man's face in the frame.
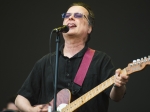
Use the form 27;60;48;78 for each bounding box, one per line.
62;6;92;38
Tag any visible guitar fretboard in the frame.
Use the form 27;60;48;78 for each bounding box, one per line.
62;75;115;112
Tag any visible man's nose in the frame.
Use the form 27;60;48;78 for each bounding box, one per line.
68;14;74;20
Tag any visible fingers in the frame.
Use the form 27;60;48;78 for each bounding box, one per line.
40;105;49;112
115;68;122;75
115;77;127;86
34;104;48;112
39;108;48;112
114;68;129;87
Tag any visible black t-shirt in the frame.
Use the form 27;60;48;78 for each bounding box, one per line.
18;44;116;112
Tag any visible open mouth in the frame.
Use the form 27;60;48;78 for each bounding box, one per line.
67;23;76;28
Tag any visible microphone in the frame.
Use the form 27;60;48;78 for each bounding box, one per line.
53;25;69;33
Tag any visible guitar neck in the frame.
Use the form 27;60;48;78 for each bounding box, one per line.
62;75;115;112
61;56;150;112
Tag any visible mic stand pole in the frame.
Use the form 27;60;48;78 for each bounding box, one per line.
53;32;60;112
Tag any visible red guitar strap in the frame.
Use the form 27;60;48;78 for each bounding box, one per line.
73;48;95;86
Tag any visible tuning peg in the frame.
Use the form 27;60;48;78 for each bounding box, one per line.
144;57;147;62
137;59;141;64
129;63;133;66
148;55;150;61
140;58;144;63
133;60;137;65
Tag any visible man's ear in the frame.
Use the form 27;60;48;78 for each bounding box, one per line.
88;26;92;34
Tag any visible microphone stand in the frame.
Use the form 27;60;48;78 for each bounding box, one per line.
53;31;60;112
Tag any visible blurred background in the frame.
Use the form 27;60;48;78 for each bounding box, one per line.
0;0;150;112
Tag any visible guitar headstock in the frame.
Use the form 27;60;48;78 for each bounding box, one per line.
126;55;150;75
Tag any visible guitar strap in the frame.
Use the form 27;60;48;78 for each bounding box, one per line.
72;48;95;95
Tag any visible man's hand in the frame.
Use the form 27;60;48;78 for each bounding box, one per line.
33;104;49;112
114;68;129;87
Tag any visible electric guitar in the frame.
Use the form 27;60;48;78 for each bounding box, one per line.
37;56;150;112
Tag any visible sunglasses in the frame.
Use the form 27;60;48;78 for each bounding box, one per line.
61;13;90;24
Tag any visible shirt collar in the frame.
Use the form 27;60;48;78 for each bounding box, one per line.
59;44;89;58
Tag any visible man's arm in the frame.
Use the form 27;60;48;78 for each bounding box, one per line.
15;95;48;112
110;69;129;102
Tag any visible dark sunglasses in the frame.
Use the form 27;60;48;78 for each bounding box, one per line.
61;13;90;24
62;13;85;18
